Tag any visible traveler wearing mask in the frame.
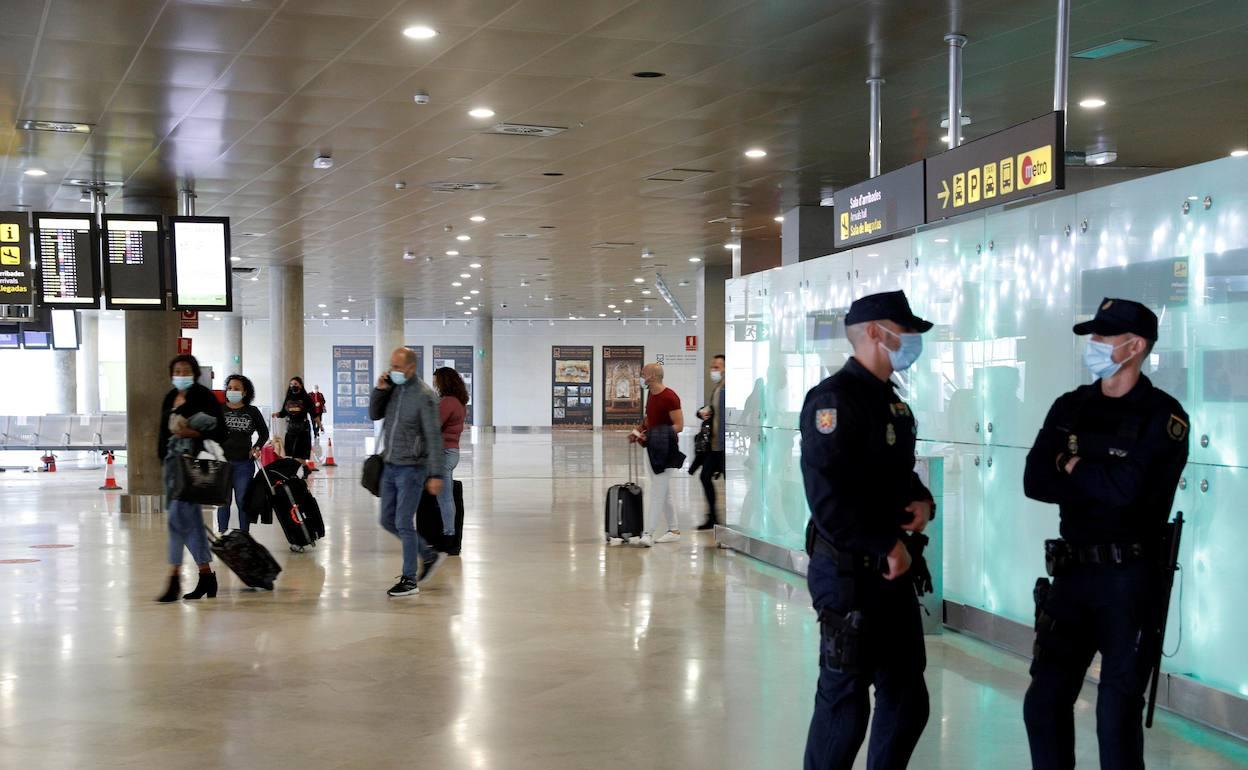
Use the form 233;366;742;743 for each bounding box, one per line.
370;347;447;597
433;366;468;538
629;363;685;546
309;384;327;439
273;376;316;464
692;354;727;530
156;355;226;603
217;374;268;533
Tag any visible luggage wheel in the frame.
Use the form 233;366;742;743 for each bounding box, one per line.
290;545;305;553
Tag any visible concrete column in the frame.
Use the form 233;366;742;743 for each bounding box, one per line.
697;265;729;403
52;349;77;413
222;279;243;375
79;311;100;413
375;296;404;381
473;317;492;428
268;265;304;433
121;193;180;513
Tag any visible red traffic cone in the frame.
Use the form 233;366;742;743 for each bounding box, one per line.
41;451;57;472
324;437;337;467
99;451;122;490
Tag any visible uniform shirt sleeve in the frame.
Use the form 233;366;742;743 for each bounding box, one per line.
1024;396;1075;505
1065;404;1189;509
800;389;898;558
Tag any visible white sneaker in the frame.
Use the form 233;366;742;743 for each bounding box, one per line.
655;530;681;544
637;534;654;548
608;537;625;547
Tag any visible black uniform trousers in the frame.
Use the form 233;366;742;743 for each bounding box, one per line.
1024;562;1154;770
804;551;929;770
698;449;724;521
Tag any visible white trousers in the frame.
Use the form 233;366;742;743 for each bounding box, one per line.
646;464;678;534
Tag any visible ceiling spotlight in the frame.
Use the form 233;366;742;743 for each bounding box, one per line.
744;148;767;158
463;295;472;300
642;289;652;295
470;306;478;311
230;256;241;262
941;135;952;144
348;296;355;302
403;25;438;39
624;299;633;304
445;250;459;256
464;311;472;315
641;248;654;259
23;168;47;177
939;114;973;128
470;289;480;295
1085;150;1118;166
934;238;949;244
321;312;329;317
643;306;652;312
468;107;495;119
774;215;784;222
469;215;486;223
1231;149;1248;158
692;256;705;262
317;303;326;308
598;313;607;318
456;234;471;242
403;250;416;260
395;181;408;190
1079;98;1107;109
460;273;471;279
633;277;645;284
607;304;616;309
469;262;482;269
456;301;464;306
544;295;552;301
613;309;621;314
452;281;463;287
312;155;333;169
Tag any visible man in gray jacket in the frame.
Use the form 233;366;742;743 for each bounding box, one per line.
370;346;446;597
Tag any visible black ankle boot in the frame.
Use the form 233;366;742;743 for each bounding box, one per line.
183;571;217;600
156;574;181;603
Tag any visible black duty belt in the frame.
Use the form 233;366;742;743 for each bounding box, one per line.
812;534;888;574
1046;538;1148;574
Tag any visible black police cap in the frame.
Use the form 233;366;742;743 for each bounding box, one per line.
844;290;933;333
1072;298;1159;341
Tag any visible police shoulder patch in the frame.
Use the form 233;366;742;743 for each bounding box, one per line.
1166;414;1188;442
815;408;837;434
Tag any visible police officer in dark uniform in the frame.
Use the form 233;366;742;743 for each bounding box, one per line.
800;290;935;770
1022;298;1189;770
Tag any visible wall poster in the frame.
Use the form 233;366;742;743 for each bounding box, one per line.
332;345;374;429
405;344;426;383
602;345;644;427
433;345;474;424
552;345;594;428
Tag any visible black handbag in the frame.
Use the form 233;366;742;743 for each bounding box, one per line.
171;453;231;506
361;428;385;497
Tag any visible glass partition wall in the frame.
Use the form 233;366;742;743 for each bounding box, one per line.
723;155;1248;698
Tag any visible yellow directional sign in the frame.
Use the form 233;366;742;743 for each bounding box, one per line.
0;245;20;265
0;223;20;242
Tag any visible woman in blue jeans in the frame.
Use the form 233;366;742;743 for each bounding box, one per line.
433;367;468;538
155;355;226;603
217;374;269;533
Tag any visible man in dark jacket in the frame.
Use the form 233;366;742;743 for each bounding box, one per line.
370;347;446;597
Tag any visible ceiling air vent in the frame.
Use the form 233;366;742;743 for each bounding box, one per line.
498;233;539;239
484;123;567;137
231;267;259;276
591;242;636;250
17;119;93;134
427;181;499;192
645;168;712;183
1073;38;1156;60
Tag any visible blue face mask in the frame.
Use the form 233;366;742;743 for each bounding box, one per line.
1084;339;1135;380
879;326;923;372
226;390;244;404
171;376;194;391
389;370;408;386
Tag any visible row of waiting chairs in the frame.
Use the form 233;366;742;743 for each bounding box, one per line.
0;414;127;452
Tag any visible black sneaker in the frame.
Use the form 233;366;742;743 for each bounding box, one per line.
387;576;419;597
696;520;718;531
417;552;447;585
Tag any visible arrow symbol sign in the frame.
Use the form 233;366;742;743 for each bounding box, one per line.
938;179;950;209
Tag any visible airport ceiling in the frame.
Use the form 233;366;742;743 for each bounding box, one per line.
1;0;1246;321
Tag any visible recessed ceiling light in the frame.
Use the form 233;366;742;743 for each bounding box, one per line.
452;281;463;287
456;301;464;306
469;262;482;269
774;215;784;222
624;299;633;304
642;306;652;312
403;25;438;40
445;250;459;256
867;252;880;257
470;289;479;295
23;168;47;177
456;234;471;242
744;148;767;159
633;277;645;283
470;306;478;311
17;118;93;134
348;296;355;302
1079;97;1107;109
642;289;652;295
613;309;621;314
469;215;486;223
318;303;326;308
598;313;607;317
632;71;666;78
607;304;616;309
934;238;950;244
341;309;349;313
460;272;471;279
462;295;471;300
230;256;241;262
1086;150;1118;166
468;107;495;119
690;256;704;262
678;280;690;287
321;312;329;317
1231;149;1248;158
464;311;472;315
544;296;552;301
941;135;952;144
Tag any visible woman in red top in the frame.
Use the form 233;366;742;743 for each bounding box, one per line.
433;367;468;537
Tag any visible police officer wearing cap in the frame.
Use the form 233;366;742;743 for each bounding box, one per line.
800;290;935;770
1022;298;1189;770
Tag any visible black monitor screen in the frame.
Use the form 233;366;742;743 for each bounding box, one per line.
34;213;100;308
103;215;165;309
170;217;231;311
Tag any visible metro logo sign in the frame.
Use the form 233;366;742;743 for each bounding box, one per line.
1018;145;1053;188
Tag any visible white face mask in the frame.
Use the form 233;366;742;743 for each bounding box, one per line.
1084;339;1136;380
710;370;723;383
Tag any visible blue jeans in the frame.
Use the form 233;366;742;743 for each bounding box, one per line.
217;460;254;533
379;463;437;579
167;499;212;566
437;449;460;536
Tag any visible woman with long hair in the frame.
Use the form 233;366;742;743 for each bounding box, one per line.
156;355;225;603
273;375;316;464
218;374;268;533
433;367;468;538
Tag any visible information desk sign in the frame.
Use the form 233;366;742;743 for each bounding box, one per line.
103;214;166;310
925;111;1065;221
833;161;926;249
170;216;232;312
0;210;34;305
33;212;100;308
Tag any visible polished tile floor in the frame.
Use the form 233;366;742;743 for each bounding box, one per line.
1;432;1245;769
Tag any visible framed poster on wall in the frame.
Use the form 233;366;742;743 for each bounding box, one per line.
405;344;425;383
332;345;374;429
552;345;593;428
433;345;474;424
602;345;644;427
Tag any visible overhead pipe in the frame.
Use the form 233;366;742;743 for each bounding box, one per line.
944;34;968;148
1053;0;1072;140
866;77;884;178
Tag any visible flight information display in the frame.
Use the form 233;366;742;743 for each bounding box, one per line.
34;213;100;308
51;309;80;349
170;216;231;311
0;323;18;349
103;215;165;309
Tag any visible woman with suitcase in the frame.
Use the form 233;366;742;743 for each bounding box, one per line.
433;367;467;540
273;376;316;467
217;374;268;534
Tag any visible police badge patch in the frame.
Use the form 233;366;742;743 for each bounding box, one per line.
1167;414;1188;442
886;424;897;446
816;408;837;434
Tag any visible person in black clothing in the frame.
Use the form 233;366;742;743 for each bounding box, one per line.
156;354;226;603
1022;298;1189;770
799;291;934;770
217;374;268;534
273;376;315;464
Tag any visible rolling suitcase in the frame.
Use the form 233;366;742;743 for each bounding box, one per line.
417;480;465;556
260;459;325;552
605;445;644;542
206;527;281;590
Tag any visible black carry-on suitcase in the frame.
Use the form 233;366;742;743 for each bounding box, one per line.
260;459;325;552
417;480;465;555
605;444;644;542
207;527;281;590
